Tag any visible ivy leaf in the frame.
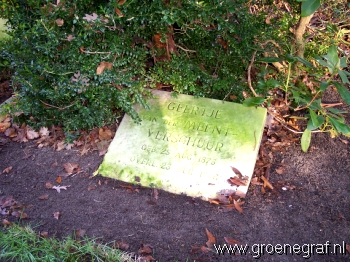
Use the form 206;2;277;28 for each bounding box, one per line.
301;0;320;17
301;129;311;152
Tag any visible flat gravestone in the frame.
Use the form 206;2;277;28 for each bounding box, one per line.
96;90;266;200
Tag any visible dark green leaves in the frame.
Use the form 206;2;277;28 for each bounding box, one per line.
300;0;320;17
333;82;350;105
329;116;350;135
243;97;265;107
301;129;311;152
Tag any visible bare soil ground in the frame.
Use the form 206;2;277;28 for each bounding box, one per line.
0;86;350;261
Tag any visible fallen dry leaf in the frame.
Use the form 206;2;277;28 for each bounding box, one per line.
39;127;50;137
53;211;60;220
67;34;75;42
56;141;65;151
224;237;241;245
250;177;263;186
0;122;11;133
233;199;243;214
261;175;274;190
205;228;216;249
96;140;110;156
83;13;98;22
56;176;62;184
2;219;11;226
230;166;243;178
40;231;49;238
2;166;12;173
96;62;113;75
39;194;49;200
55;18;64;27
11;211;28;219
4;127;16;137
75;229;86;238
45;182;53;189
63;162;80;175
99;127;114;140
88;185;96;191
138;243;153;256
52;185;70;193
346;244;350;254
52;161;58;167
228;176;248;186
152;188;159;200
114;240;130;251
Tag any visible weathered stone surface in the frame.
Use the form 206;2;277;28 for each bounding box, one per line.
97;90;266;200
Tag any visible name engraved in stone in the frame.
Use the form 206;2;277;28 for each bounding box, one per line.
148;129;224;152
167;102;222;119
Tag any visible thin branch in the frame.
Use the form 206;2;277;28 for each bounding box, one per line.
40;100;77;110
82;50;112;55
247;50;258;97
175;44;196;53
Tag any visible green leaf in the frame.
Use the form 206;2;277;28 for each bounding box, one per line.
308;109;324;129
243;97;265;107
301;129;311;152
301;0;320;17
295;56;314;68
333;81;350;105
320;81;329;91
325;45;339;68
340;57;347;68
327;108;347;114
329;116;350;135
257;57;284;63
338;70;349;84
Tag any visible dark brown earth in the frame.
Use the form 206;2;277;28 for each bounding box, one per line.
0;87;350;261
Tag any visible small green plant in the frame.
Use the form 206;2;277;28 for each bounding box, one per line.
0;223;134;261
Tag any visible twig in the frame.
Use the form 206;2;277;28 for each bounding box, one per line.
267;109;322;134
40;100;77;110
82;50;112;55
247;50;258;97
175;44;196;53
321;102;343;108
294;91;320;111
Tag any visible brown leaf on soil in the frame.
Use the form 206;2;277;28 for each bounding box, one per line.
88;185;96;191
138;243;153;255
233;199;243;214
200;246;209;252
40;231;49;238
0;122;10;133
63;162;80;175
39;194;49;200
2;219;12;226
12;211;28;219
250;177;263;186
56;176;62;184
75;229;86;238
230;166;243;178
346;244;350;254
52;161;58;167
13;129;28;143
55;18;64;27
205;228;216;248
114;240;129;251
45;182;53;189
208;198;220;205
53;211;60;220
152;188;159;200
96;140;110;156
99;127;114;140
39;127;50;137
96;62;113;75
3;126;14;136
224;237;241;245
26;129;39;140
56;141;65;151
2;166;12;173
261;175;274;190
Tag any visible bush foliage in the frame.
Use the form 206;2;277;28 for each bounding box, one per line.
0;0;268;131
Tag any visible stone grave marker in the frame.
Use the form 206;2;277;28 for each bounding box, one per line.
96;90;266;200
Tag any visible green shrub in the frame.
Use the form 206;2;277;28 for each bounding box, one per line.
0;0;269;131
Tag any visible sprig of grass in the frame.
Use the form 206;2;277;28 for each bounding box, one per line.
0;224;134;262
